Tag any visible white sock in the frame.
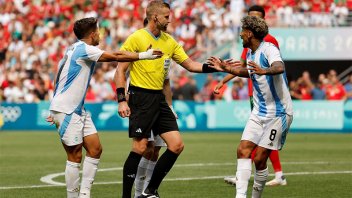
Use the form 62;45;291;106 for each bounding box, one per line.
252;167;269;198
143;160;156;190
143;160;156;189
79;156;100;197
65;161;80;198
134;157;150;198
275;171;283;180
235;159;252;198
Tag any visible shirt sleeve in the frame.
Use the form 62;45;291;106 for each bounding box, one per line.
171;37;189;64
120;33;139;52
85;44;104;62
266;44;283;66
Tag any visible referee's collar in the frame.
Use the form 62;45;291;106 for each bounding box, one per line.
144;28;161;40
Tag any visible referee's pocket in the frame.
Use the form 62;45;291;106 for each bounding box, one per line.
129;91;147;108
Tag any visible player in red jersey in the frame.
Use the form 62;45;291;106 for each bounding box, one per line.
215;5;287;187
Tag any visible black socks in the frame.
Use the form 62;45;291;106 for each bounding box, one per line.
146;149;179;193
122;151;142;198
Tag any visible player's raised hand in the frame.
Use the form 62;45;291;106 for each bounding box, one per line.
224;59;241;67
207;57;242;72
248;61;266;75
118;101;131;118
139;44;163;60
213;81;223;94
207;56;225;71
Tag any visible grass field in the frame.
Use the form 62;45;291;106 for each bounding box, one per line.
0;131;351;198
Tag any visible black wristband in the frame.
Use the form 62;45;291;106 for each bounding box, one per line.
116;88;126;103
202;63;217;73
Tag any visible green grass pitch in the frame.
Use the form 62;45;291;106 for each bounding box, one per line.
0;131;351;198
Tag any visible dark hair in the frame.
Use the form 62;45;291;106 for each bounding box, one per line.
241;16;268;40
73;17;98;39
248;5;265;18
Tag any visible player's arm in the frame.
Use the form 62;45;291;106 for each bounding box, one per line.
163;79;178;119
214;54;247;94
248;45;285;76
214;73;236;94
163;79;172;106
180;58;225;73
248;61;284;75
207;57;249;77
98;49;163;62
220;56;247;82
115;62;130;118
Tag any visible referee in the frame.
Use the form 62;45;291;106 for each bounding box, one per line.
114;1;218;197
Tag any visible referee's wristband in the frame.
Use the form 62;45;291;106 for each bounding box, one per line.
202;63;217;73
116;88;126;103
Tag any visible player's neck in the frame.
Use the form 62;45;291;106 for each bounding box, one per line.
80;38;93;45
146;24;161;37
249;40;262;53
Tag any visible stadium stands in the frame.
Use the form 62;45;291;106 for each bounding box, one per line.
0;0;351;103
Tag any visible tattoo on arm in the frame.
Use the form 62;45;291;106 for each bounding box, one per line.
265;62;284;75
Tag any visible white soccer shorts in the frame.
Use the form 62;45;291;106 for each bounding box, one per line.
241;113;293;150
50;110;97;146
148;132;167;147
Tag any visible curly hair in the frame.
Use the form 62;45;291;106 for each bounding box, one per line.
241;16;268;40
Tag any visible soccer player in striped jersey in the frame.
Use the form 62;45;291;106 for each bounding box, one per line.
208;16;293;198
46;17;162;198
216;5;288;187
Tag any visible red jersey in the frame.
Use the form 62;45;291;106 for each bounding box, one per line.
325;84;346;100
240;33;280;96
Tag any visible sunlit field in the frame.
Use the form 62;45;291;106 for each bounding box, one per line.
0;131;351;198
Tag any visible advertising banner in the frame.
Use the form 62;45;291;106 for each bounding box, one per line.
1;101;351;132
270;27;352;60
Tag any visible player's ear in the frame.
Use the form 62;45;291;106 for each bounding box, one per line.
248;31;253;38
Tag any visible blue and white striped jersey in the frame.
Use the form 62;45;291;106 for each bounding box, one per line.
50;41;104;115
246;42;293;118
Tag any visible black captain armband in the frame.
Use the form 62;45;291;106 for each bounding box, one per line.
116;88;126;103
202;63;217;73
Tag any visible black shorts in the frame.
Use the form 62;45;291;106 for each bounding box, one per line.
128;86;179;138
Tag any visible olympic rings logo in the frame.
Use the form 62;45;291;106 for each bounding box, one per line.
0;106;22;122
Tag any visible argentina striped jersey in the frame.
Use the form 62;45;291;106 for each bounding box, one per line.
50;41;104;115
246;42;293;118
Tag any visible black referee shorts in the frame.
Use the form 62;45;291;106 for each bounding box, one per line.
127;86;179;138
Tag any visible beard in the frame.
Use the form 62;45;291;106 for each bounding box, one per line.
158;23;168;31
92;37;100;46
242;40;249;48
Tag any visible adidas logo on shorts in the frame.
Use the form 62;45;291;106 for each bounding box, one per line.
136;128;142;133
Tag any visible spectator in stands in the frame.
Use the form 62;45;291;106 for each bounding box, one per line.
311;81;326;100
237;78;249;100
331;1;349;26
344;74;352;100
325;75;347;100
200;74;215;102
180;76;200;101
0;0;350;104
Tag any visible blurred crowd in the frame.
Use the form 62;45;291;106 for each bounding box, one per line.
289;70;352;100
170;70;352;102
0;0;351;103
